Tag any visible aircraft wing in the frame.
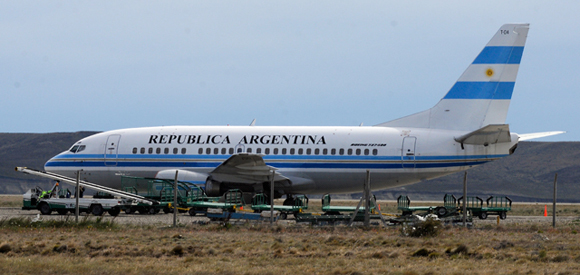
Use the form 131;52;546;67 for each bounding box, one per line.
454;124;511;145
209;153;287;184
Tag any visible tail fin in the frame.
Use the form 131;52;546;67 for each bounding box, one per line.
378;23;529;131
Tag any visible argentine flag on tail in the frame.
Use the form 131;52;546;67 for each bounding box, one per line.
379;24;530;131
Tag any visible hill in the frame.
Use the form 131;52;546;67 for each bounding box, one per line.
0;132;98;193
0;132;578;201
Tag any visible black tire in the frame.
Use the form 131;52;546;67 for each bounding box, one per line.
188;208;196;216
39;203;52;215
108;207;121;216
148;207;157;215
479;212;488;220
163;207;172;214
280;213;288;220
91;204;104;216
137;208;149;215
499;211;507;220
56;209;68;215
125;208;134;214
435;207;447;217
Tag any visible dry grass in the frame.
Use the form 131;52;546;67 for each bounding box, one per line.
1;216;580;274
0;195;22;207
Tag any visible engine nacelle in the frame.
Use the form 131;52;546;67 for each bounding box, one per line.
205;178;221;197
155;169;208;183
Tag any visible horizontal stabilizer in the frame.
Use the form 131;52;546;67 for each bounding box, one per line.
454;124;511;145
519;131;565;141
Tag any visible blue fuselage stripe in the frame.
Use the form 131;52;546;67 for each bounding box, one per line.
444;82;515;99
45;155;506;170
473;46;524;64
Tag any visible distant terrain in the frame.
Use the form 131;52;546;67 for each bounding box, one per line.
0;132;578;201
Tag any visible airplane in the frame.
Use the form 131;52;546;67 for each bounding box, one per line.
43;23;563;204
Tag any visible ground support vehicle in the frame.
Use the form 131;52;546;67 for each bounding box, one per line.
459;196;512;220
185;189;246;216
22;187;131;216
397;194;459;218
121;176;220;215
206;208;279;222
294;212;387;226
250;193;308;219
321;194;376;215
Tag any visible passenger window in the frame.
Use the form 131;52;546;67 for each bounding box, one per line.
141;148;145;154
273;148;279;155
265;148;270;154
373;149;378;155
221;148;226;154
156;148;161;154
229;148;234;154
247;148;252;153
206;148;211;154
356;149;361;155
132;147;137;154
282;148;287;154
323;148;328;155
149;148;153;154
290;148;295;155
306;148;311;155
164;148;169;154
298;148;303;155
237;148;242;153
214;148;219;154
256;148;262;154
364;149;369;155
314;148;319;155
331;149;336;155
181;148;186;154
198;148;203;154
347;149;352;155
173;148;178;154
339;149;344;155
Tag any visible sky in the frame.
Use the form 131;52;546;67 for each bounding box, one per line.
1;1;578;141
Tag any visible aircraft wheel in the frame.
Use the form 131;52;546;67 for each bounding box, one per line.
91;204;104;216
56;209;68;215
499;211;507;220
479;212;488;220
435;207;447;217
124;208;134;214
283;197;294;206
280;213;287;220
163;207;172;214
108;207;121;216
39;203;52;215
148;207;157;215
188;208;196;216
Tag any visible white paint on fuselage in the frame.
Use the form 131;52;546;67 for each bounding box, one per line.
44;125;518;194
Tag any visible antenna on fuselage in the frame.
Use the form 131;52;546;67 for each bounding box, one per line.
250;119;256;126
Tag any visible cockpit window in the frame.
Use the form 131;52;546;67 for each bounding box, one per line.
69;145;86;153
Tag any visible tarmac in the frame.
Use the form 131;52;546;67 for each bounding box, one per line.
1;207;577;227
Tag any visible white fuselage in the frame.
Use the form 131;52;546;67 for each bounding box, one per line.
44;125;518;195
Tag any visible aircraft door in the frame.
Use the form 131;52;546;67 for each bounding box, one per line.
104;135;121;166
401;137;416;168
